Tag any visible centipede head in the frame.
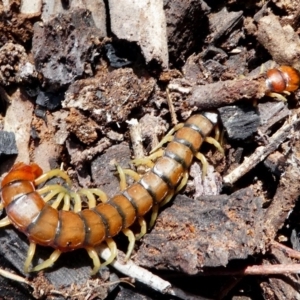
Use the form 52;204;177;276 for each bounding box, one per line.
1;162;43;188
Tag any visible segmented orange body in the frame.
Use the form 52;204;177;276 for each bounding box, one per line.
0;113;217;255
266;65;300;93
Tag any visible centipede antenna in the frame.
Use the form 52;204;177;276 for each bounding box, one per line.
122;228;135;261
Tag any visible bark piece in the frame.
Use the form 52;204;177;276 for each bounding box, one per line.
63;69;156;128
209;7;243;44
257;101;290;135
0;42;37;86
218;104;260;140
41;0;107;32
264;120;300;239
108;0;168;68
257;14;300;70
32;8;106;91
260;247;300;300
91;143;132;198
0;131;17;155
66;108;99;145
3;89;34;164
164;0;210;66
185;76;267;111
136;188;265;275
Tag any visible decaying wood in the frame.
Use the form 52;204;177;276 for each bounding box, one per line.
223;117;300;185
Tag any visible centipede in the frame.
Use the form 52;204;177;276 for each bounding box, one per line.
0;112;224;275
0;65;299;276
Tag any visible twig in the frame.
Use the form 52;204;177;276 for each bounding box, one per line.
166;87;178;125
203;264;300;276
126;119;146;173
98;246;208;299
223;118;298;185
187;76;267;111
98;245;174;295
271;241;300;260
0;268;29;284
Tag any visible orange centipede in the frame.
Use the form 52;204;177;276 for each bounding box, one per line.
0;112;222;275
0;65;299;276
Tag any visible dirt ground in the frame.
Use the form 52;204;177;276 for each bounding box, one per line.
1;1;300;299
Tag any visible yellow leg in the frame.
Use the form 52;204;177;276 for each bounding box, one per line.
122;169;141;181
37;185;69;202
150;123;184;154
135;217;147;240
24;242;36;273
71;192;82;213
131;158;155;168
122;228;135;261
159;191;174;207
115;163;127;191
0;203;3;210
50;192;65;209
149;204;159;228
86;247;101;275
204;137;224;155
131;149;164;167
0;216;11;227
31;249;62;272
266;92;288;101
150;136;173;154
34;169;72;186
101;238;117;267
79;188;108;208
214;124;220;141
62;194;70;211
175;171;189;194
195;152;208;178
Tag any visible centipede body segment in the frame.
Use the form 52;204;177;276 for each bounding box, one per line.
0;113;219;274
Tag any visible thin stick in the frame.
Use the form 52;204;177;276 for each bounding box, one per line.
0;268;29;284
203;264;300;276
166;88;178;125
271;241;300;260
223;119;299;185
98;245;176;295
127;119;146;174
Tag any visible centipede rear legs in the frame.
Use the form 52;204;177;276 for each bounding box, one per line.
129;120;224;228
